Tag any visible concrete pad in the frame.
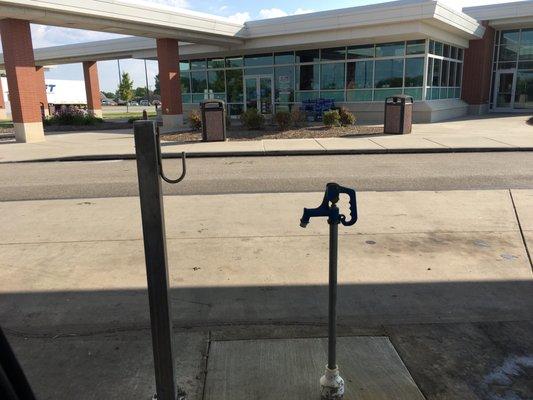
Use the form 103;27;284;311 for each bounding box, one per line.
389;321;533;400
2;230;531;331
2;232;529;293
7;330;207;400
371;135;446;149
315;137;384;151
262;138;324;152
425;136;515;149
162;139;264;155
483;135;533;148
204;336;424;400
412;114;531;136
0;190;518;244
0;131;135;162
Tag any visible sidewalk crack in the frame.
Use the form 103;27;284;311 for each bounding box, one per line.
368;138;386;149
508;189;533;273
201;330;212;400
313;138;327;151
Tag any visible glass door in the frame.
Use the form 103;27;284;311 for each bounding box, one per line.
259;77;273;115
244;76;273;116
494;70;516;110
245;77;258;111
514;71;533;109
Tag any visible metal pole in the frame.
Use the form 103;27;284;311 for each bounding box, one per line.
133;120;177;400
117;59;122;83
145;59;150;103
328;217;338;370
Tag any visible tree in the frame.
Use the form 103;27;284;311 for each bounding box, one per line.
134;87;148;99
117;72;134;112
154;74;160;95
102;91;115;99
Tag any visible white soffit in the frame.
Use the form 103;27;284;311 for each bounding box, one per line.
0;0;245;46
464;1;533;28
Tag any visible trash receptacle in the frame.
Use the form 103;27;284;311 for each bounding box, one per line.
384;95;413;134
200;99;226;142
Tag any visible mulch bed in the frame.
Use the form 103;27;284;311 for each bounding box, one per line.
161;124;384;142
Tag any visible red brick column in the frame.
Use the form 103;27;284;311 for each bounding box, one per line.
35;66;50;117
0;76;6;120
0;18;44;142
156;38;183;130
461;21;495;114
83;61;103;118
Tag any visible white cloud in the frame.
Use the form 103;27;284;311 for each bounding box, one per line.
30;25;123;48
259;8;289;19
257;7;315;20
293;8;315;15
226;12;251;24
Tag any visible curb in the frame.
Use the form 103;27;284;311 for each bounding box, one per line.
4;146;533;163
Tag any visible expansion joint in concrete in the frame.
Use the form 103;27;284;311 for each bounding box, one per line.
508;189;533;272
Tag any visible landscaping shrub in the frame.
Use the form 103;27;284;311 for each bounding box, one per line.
188;110;202;131
323;110;341;128
240;108;265;130
274;110;292;131
339;107;356;126
44;108;102;126
290;107;306;127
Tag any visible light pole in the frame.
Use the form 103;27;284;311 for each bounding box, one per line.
144;59;150;103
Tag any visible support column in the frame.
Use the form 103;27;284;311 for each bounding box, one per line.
82;61;103;118
35;66;49;117
156;38;183;131
461;21;496;115
0;77;6;120
0;19;44;143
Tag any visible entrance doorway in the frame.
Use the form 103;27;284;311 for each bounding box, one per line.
493;70;516;110
244;75;273;116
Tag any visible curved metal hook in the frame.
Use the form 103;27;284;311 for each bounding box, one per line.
156;128;187;184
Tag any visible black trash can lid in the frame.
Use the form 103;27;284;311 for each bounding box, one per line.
385;94;414;104
200;99;225;108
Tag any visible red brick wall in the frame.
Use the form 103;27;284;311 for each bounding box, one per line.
0;77;5;109
156;38;183;115
0;19;42;123
35;66;49;110
461;21;496;106
83;61;102;111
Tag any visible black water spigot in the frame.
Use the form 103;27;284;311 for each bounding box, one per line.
300;183;357;227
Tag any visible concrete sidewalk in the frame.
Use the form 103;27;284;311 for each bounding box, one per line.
1;189;532;399
0;114;531;162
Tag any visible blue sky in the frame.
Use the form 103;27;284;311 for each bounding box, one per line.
11;0;511;92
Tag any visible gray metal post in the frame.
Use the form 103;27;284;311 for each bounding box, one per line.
133;120;177;400
328;217;338;370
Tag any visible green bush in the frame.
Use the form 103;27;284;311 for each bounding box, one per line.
323;110;340;128
240;108;265;130
45;108;102;126
290;107;306;128
188;110;202;131
339;107;356;126
274;110;292;131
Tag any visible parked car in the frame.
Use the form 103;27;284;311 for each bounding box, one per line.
152;100;161;106
101;99;117;106
139;99;150;106
128;101;139;106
